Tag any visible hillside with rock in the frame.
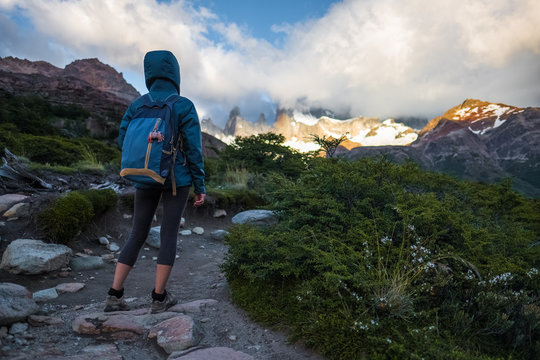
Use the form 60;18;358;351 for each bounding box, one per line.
0;56;140;123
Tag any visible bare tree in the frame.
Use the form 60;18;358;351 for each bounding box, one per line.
308;134;348;158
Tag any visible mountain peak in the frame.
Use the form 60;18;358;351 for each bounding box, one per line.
418;99;524;141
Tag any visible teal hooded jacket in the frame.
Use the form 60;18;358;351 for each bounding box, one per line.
118;50;206;194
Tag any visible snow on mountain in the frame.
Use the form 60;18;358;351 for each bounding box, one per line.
350;119;417;146
419;99;524;141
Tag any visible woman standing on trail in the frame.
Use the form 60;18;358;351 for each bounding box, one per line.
104;50;206;313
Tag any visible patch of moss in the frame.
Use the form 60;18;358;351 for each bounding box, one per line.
37;189;118;244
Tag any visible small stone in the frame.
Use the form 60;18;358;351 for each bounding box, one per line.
9;322;28;334
213;209;227;218
179;230;192;236
98;237;109;245
180;217;186;228
152;257;158;261
83;248;93;255
146;227;161;249
55;282;85;294
141;255;146;259
123;214;132;219
175;255;180;259
108;243;120;252
200;318;211;323
33;288;58;302
210;230;229;241
15;337;27;346
228;335;237;341
101;254;115;261
28;315;63;327
57;271;70;278
192;227;204;235
144;247;150;251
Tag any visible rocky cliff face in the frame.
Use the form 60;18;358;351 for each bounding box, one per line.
0;56;140;121
203;107;418;152
339;100;540;197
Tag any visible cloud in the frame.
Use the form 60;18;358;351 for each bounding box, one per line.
1;0;539;125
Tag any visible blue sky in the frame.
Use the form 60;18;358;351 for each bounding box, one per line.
1;0;539;126
190;0;338;45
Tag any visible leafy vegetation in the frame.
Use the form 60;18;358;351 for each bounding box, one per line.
37;189;117;244
0;95;120;171
222;156;540;359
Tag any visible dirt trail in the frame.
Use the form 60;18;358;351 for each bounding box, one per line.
0;200;325;360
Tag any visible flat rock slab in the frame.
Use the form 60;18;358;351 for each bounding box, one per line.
72;309;179;340
35;344;123;360
148;315;201;354
169;299;218;313
0;194;28;213
231;210;277;226
33;287;59;302
70;256;104;271
210;229;229;241
0;282;39;326
28;314;64;327
3;202;30;218
0;239;72;275
55;282;85;294
169;347;254;360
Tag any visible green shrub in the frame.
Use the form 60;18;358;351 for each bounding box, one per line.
76;189;117;216
223;157;540;359
207;187;265;210
37;192;94;244
37;189;117;244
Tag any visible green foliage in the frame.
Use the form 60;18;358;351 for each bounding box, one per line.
206;187;265;210
76;189;117;216
0;95;120;169
37;189;118;244
217;133;307;180
223;157;540;359
37;192;94;244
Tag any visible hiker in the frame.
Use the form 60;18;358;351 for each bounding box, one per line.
104;50;206;313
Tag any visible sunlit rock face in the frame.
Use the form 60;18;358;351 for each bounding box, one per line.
0;56;140;122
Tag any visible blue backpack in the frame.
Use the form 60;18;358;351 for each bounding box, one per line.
120;94;184;195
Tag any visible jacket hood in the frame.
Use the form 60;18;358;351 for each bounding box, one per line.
144;50;180;93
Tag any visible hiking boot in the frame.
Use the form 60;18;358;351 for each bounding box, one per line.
104;295;130;312
151;291;178;314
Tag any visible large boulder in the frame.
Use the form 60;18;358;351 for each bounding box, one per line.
0;239;72;274
0;283;39;325
146;226;161;249
231;210;277;226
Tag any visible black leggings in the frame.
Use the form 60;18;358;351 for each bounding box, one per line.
117;186;190;267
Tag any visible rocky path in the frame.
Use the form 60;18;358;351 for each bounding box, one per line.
0;202;324;360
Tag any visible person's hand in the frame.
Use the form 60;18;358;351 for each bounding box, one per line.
193;193;206;207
